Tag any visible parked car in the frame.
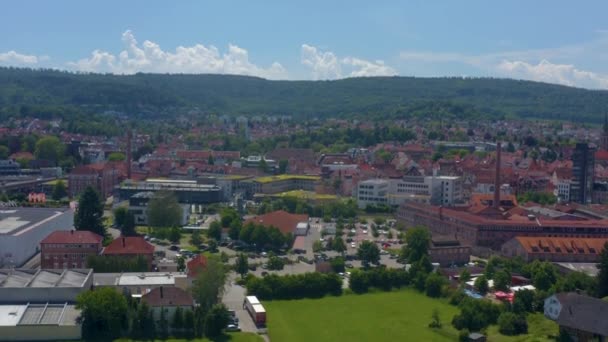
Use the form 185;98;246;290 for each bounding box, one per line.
345;263;354;268
226;324;241;332
169;245;179;251
261;271;269;277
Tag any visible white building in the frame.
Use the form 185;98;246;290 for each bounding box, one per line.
356;176;463;208
0;208;74;268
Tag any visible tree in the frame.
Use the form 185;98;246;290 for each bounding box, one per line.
494;269;512;292
313;240;323;253
357;240;380;266
498;312;528;336
208;239;218;253
278;159;288;174
191;256;228;312
51;180;67;200
177;256;186;272
459;268;471;284
183;309;195;338
204;304;230;338
131;301;155;340
74;186;105;236
330;256;345;273
113;207;136;236
169;226;182;244
405;227;431;263
34;136;65;165
157;307;169;339
425;272;447;298
332;237;347;255
172;306;184;336
267;254;285;270
228;218;242;240
208;221;222;241
475;275;489;295
429;308;442;329
513;289;535;313
108;152;126;161
235;253;249;279
76;287;128;340
147;191;182;228
598;242;608;298
190;230;202;246
0;145;8;159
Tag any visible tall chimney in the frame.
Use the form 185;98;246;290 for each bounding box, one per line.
494;142;501;209
127;130;132;180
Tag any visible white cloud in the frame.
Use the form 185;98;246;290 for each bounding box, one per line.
301;44;397;80
68;30;288;79
0;50;46;65
497;59;608;89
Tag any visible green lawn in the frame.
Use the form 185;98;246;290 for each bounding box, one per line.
264;289;460;342
486;313;558;342
115;332;263;342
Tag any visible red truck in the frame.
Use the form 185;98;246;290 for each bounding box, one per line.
244;296;266;326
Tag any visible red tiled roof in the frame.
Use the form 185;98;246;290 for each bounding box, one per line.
142;286;194;307
244;210;309;235
187;254;208;277
41;230;103;244
513;236;608;255
103;237;154;255
596;150;608;161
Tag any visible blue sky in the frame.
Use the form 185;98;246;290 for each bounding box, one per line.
1;1;608;88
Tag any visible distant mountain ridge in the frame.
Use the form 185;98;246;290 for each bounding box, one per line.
0;67;607;122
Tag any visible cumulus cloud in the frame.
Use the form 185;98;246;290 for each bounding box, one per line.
0;50;46;65
68;30;288;79
301;44;396;80
497;59;608;89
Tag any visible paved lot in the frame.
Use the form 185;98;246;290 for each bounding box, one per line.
222;275;269;341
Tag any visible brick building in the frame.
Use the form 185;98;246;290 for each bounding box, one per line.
501;236;608;263
68;162;123;199
429;239;472;266
40;230;103;269
102;237;154;269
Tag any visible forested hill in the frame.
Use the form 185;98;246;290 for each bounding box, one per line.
1;67;608;122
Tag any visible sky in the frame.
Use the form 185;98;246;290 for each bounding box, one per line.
2;1;608;89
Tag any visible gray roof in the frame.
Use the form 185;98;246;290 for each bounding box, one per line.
0;207;72;236
0;269;91;288
0;303;80;326
555;293;608;336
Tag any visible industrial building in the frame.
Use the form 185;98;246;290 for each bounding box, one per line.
92;272;188;296
0;207;74;267
117;179;223;204
0;269;91;341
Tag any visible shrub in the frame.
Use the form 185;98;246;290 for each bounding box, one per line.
498;312;528;336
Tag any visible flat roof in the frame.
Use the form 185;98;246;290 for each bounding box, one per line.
118;273;184;286
0;269;91;288
0;207;71;236
0;303;79;326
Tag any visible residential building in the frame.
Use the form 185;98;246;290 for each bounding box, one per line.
544;293;608;341
141;286;194;323
571;143;596;204
244;210;309;236
501;236;608;263
102;237;154;269
40;230;103;269
0;207;74;268
186;254;208;278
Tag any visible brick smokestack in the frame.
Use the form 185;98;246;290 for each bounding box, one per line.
127;130;132;180
494;142;501;209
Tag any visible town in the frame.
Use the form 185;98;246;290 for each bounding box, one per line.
1;105;608;341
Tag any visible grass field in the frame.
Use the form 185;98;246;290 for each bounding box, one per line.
264;289;460;342
115;332;263;342
264;290;557;342
487;313;558;342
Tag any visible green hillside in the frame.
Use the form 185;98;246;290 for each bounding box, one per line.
1;67;607;122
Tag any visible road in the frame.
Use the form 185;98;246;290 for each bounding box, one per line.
222;274;269;341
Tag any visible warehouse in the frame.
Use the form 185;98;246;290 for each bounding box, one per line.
0;207;74;267
0;269;92;303
0;303;81;341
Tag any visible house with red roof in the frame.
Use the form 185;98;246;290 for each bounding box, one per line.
142;286;194;323
40;230;103;269
186;254;208;278
244;210;309;236
102;236;154;269
68;162;123;198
